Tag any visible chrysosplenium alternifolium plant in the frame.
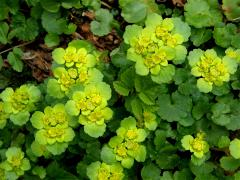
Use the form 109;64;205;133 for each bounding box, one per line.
101;117;147;169
123;13;190;84
1;147;31;180
65;82;113;138
87;161;124;180
46;40;113;138
181;132;209;159
47;40;103;98
30;104;75;155
0;84;41;126
188;48;239;93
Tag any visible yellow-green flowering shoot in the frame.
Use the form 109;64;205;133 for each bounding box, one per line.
188;49;238;93
0;84;41;126
1;147;31;180
123;13;190;84
181;132;209;158
87;161;124;180
30;104;75;155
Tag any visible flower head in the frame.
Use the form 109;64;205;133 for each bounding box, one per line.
181;132;209;158
1;147;31;180
87;162;124;180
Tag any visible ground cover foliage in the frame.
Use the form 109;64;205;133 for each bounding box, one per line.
0;0;240;179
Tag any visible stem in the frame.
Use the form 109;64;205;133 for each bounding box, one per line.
0;41;34;55
101;1;112;9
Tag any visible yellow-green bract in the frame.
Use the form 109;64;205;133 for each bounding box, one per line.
87;161;124;180
123;13;190;84
181;132;209;159
65;82;113;138
101;117;147;169
188;48;238;93
47;40;103;99
0;147;31;180
0;84;41;126
30;104;75;155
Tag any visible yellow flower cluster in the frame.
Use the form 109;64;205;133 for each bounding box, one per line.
181;132;209;158
48;40;103;98
189;49;238;92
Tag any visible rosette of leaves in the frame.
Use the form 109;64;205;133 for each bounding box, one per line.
52;45;97;68
225;48;240;62
0;84;41;126
181;132;209;159
65;82;112;137
222;0;240;21
213;23;240;49
0;101;9;129
47;66;103;99
123;13;190;84
142;111;158;131
210;96;240;130
87;161;124;180
184;0;222;28
101;117;147;169
188;49;238;93
30;104;75;155
1;147;31;180
116;116;147;142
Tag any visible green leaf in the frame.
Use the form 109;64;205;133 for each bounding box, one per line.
100;145;116;164
0;22;9;44
32;166;46;179
231;34;240;49
10;111;30;126
217;136;230;148
90;8;113;36
46;143;68;155
151;65;175;84
184;0;222;28
173;169;193;180
10;15;39;41
44;33;60;47
190;162;215;176
172;17;191;42
47;161;78;180
7;48;23;72
213;23;237;48
141;163;160;180
121;1;147;23
220;156;240;171
190;28;212;46
81;0;101;10
64;23;77;35
0;1;9;20
41;11;67;35
197;78;212;93
40;0;60;13
47;79;65;99
192;96;209;120
157;92;193;126
131;98;143;120
84;124;106;138
138;92;155;105
230;139;240;159
222;0;240;21
123;25;143;44
113;81;130;96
